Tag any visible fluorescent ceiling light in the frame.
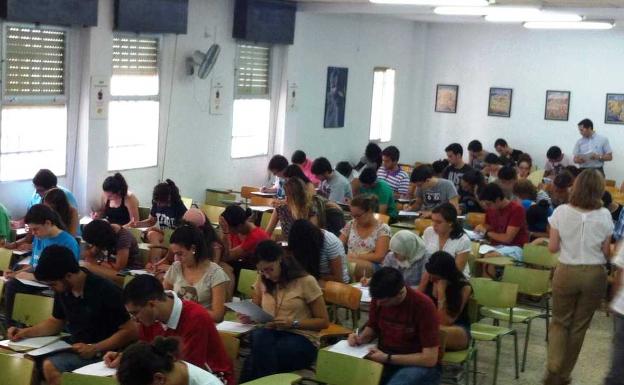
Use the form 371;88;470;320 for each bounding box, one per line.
486;11;582;22
524;21;614;30
434;6;491;15
434;6;539;17
370;0;488;6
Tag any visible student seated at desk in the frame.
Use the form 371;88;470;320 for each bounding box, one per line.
467;140;489;171
359;168;398;220
475;183;529;277
283;164;316;197
312;157;353;204
3;205;80;328
514;180;552;240
336;161;357;181
544;146;573;179
362;230;427;288
81;219;141;282
494;138;524;167
219;206;269;273
262;154;289;196
133;179;187;262
163;224;230;322
238;240;329;382
355;142;383;171
348;267;441;385
424;251;472;351
408;165;459;217
43;188;79;236
377;145;410;199
483;153;504;183
8;245;138;385
92;173;140;227
117;338;224;385
517;154;533;180
419;203;472;290
340;195;391;280
550;171;575;208
291;149;321;186
288;219;349;284
442;143;473;193
266;177;318;240
106;275;233;384
459;170;485;214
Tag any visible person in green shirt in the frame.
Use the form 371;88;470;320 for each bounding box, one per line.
0;203;11;242
358;168;398;220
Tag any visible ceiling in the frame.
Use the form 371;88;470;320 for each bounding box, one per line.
295;0;624;23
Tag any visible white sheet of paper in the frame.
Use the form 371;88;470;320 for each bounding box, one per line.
26;340;71;357
17;256;31;264
128;269;152;276
225;301;274;323
16;278;49;288
79;216;93;225
352;283;371;303
16;228;27;236
249;205;274;212
464;230;484;241
479;244;497;254
12;250;29;256
6;335;61;350
251;191;275;197
327;340;376;358
398;211;421;217
73;361;117;377
216;321;255;334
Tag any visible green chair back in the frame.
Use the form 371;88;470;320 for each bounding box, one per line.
13;293;54;326
123;274;135;288
237;269;257;298
522;244;558;269
470;278;518;309
0;248;12;272
181;196;193;210
61;372;117;385
205;190;237;207
0;352;34;385
162;228;174;247
315;348;384;385
138;206;151;221
201;204;226;226
260;211;272;230
127;228;143;244
502;265;551;296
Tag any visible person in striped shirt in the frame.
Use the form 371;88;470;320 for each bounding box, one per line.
377;145;410;199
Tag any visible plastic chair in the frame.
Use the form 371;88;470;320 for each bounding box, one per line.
250;196;274;207
465;213;485;229
138;206;151;221
61;372;117;385
323;281;362;329
181;197;193;210
202;204;226;226
219;331;240;362
239;373;302;385
127;227;143;244
480;266;551;371
237;269;257;299
162;228;174;247
0;248;12;272
522;244;558;269
0;352;35;385
314;348;383;385
241;186;261;207
469;278;520;385
414;218;432;235
205;190;237;207
12;293;54;326
527;169;545;187
373;213;389;225
605;185;619;195
606;179;617;187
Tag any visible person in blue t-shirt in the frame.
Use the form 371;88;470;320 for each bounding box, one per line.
3;204;80;327
28;168;78;210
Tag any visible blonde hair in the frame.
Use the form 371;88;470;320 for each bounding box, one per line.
284;177;312;219
569;169;604;210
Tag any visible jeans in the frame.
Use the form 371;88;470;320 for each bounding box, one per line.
544;264;607;385
44;351;99;373
604;313;624;385
382;364;442;385
240;328;317;382
3;278;46;327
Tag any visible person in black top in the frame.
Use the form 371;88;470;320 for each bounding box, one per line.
442;143;474;192
94;173;140;227
494;138;524;167
602;191;623;222
459;170;486;214
355;142;382;171
424;251;472;351
7;245;138;385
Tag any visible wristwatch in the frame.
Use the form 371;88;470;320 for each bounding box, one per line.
292;319;300;329
386;353;393;364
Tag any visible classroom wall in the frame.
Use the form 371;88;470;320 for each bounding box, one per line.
416;23;624;181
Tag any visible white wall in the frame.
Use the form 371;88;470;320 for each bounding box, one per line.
417;23;624;181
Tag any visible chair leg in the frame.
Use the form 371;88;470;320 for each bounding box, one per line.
513;331;519;379
464;357;470;385
522;320;532;372
492;338;501;385
545;299;550;342
473;347;478;385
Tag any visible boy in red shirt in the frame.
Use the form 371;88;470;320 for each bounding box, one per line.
348;267;441;385
104;275;235;385
475;182;529;277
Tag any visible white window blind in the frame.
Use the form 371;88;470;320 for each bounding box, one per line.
369;68;395;143
108;34;160;171
1;25;68;181
232;43;271;158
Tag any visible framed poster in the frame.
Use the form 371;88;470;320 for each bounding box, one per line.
488;87;513;118
435;84;458;113
545;90;571;121
605;93;624;124
324;67;348;128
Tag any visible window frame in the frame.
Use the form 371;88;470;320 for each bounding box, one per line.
369;66;395;143
108;33;162;172
0;22;71;182
231;41;272;159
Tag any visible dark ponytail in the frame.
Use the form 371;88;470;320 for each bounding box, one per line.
432;203;463;239
117;337;179;385
24;204;67;231
170;222;212;263
102;173;128;197
43;188;71;231
222;205;253;227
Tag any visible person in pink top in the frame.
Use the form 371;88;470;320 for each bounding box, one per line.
292;150;320;186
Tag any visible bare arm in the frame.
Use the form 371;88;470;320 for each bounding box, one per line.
321;257;345;283
124;194;140;227
134;216;157;228
11;317;64;340
297;296;329;331
93;319;138;353
548;227;561;254
353;235;390;263
449;196;460;213
265;210;278;236
208;283;226;323
455;251;469;273
487;225;520;245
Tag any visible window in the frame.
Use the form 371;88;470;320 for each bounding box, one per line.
0;25;68;181
232;43;271;158
369;67;395;143
108;34;159;171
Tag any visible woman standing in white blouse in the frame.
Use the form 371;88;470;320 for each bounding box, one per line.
544;169;613;385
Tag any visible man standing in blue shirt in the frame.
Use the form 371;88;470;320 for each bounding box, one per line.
573;118;613;176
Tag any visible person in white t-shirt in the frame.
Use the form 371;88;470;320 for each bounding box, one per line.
117;337;224;385
544;169;613;385
419;203;472;291
605;245;624;385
